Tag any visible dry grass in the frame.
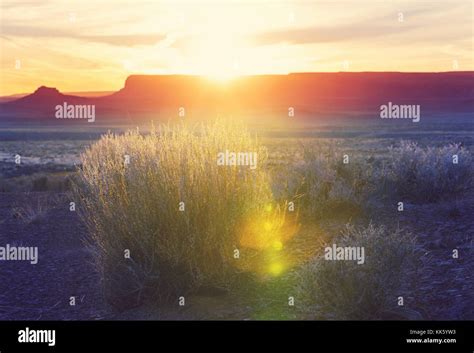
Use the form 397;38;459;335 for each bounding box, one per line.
12;194;62;224
296;141;373;219
0;173;73;192
71;124;443;316
375;141;473;203
295;223;419;320
73;121;281;309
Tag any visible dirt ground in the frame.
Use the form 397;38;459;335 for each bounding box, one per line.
0;191;472;320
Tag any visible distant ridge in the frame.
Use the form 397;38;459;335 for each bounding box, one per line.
1;72;473;121
2;86;90;115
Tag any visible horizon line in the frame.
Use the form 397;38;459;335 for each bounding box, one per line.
3;70;473;98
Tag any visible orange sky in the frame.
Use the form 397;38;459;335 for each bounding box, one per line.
1;0;473;95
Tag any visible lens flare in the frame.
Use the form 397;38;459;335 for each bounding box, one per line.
272;240;283;251
269;262;283;276
264;221;272;232
236;203;310;277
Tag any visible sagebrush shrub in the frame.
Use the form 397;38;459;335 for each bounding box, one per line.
73;121;277;308
295;223;418;320
376;141;473;202
296;141;373;219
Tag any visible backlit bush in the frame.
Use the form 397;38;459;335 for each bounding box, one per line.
296;142;373;219
295;224;419;320
73;121;275;309
376;141;473;203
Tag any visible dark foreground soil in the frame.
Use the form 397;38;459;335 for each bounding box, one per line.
0;192;108;320
0;191;472;320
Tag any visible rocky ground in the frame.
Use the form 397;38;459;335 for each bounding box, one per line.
0;192;108;320
0;191;472;321
396;196;474;320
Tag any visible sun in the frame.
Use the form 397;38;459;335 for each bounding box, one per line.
206;70;239;83
205;67;239;83
193;31;243;82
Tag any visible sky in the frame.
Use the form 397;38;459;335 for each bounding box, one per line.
0;0;473;95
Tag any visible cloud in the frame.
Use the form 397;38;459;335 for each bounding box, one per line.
252;23;416;46
0;0;51;10
1;25;166;47
251;4;470;46
81;34;167;46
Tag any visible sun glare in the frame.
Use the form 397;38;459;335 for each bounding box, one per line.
191;20;244;82
206;70;239;83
